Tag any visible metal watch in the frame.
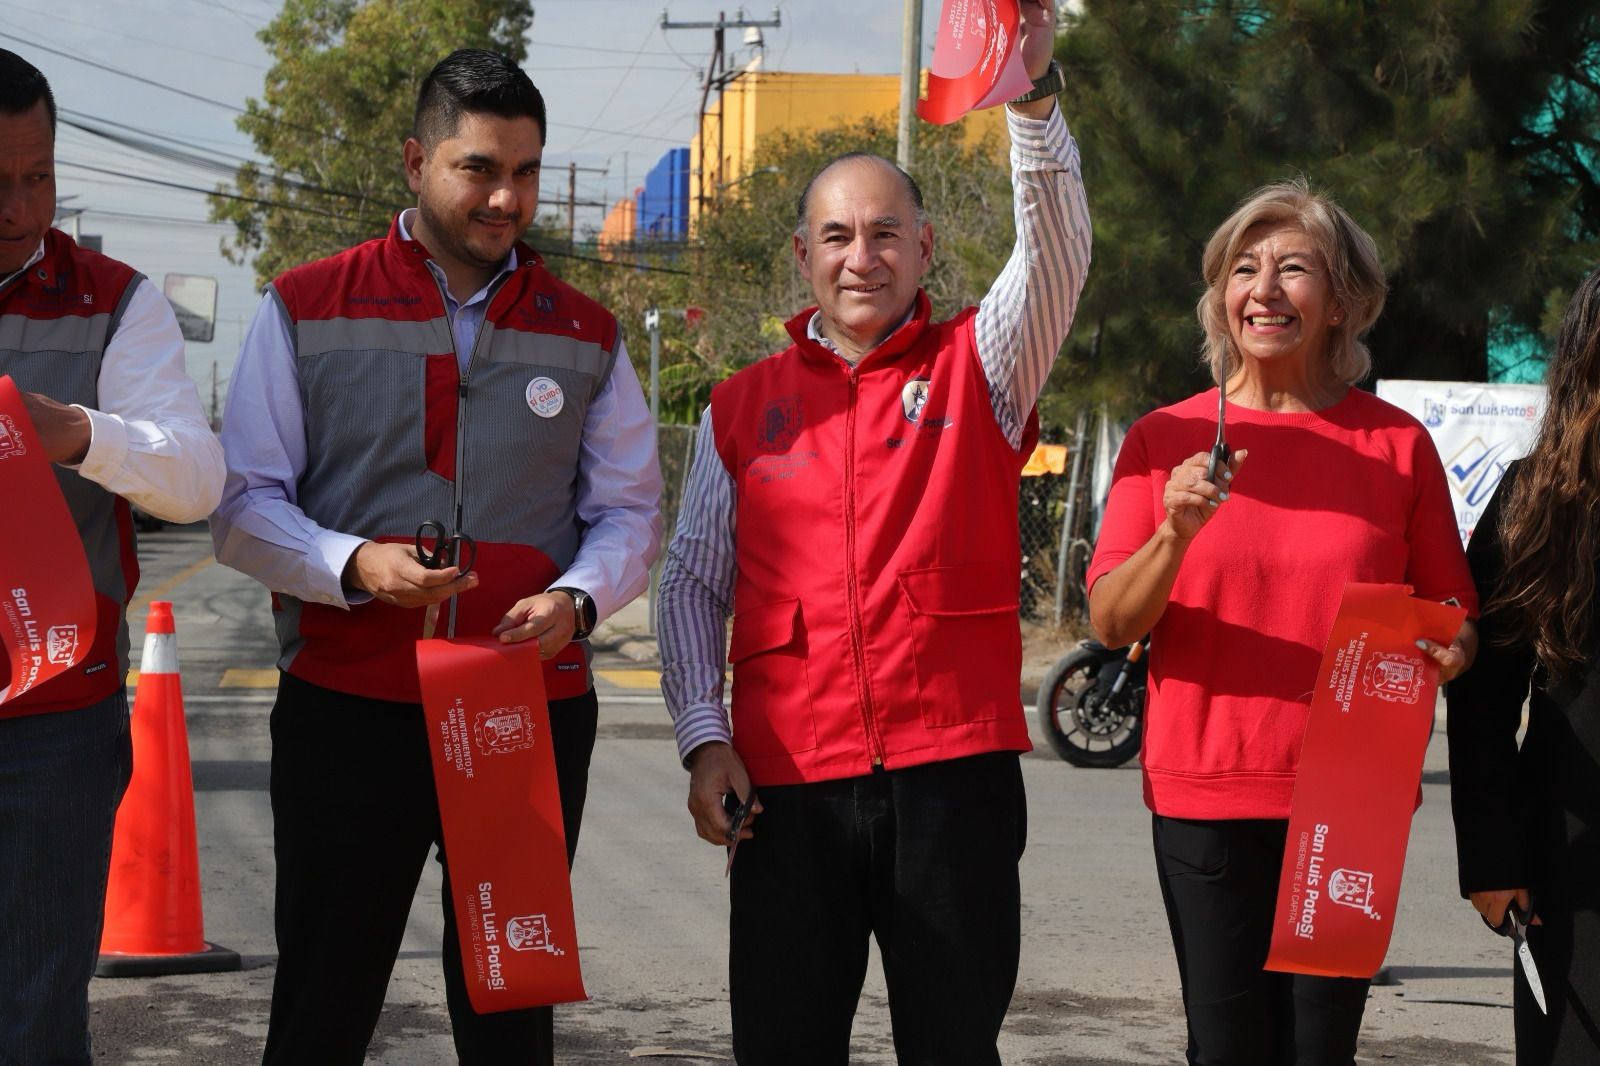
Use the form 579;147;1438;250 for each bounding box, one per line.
1011;59;1065;105
551;586;597;641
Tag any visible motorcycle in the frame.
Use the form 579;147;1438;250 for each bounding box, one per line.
1035;635;1148;768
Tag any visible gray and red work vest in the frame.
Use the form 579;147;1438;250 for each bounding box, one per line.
268;217;619;703
0;229;143;717
710;293;1037;787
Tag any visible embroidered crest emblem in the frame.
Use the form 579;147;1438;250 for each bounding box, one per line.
758;397;801;453
1360;652;1425;705
534;292;556;314
526;377;564;418
901;377;931;423
472;706;536;756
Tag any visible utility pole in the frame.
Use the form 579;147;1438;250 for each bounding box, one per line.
897;0;923;172
661;7;781;223
566;162;608;245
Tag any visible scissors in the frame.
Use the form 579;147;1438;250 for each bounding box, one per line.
414;520;477;640
1205;381;1231;485
724;788;760;878
1486;900;1548;1015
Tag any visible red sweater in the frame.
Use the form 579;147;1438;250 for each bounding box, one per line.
1088;387;1476;819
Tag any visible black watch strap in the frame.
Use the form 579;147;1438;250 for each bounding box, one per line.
1011;59;1065;105
551;586;597;640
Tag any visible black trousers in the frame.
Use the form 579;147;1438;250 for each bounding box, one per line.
728;752;1027;1066
1152;815;1371;1066
262;672;598;1066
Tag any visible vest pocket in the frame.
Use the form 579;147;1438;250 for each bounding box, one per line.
728;597;818;757
898;564;1022;728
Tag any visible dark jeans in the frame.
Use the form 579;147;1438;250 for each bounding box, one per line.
1152;815;1371;1066
729;752;1027;1066
0;690;132;1066
263;673;597;1066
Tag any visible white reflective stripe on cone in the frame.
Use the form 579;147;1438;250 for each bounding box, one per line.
140;632;180;674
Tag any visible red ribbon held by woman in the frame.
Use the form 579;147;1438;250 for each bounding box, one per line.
918;0;1035;125
1266;582;1467;979
0;375;97;705
416;637;586;1012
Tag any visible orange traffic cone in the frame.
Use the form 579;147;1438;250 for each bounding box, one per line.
95;601;240;977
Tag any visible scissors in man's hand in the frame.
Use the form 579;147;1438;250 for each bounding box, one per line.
1486;900;1548;1015
1205;382;1231;484
724;788;759;878
415;520;477;640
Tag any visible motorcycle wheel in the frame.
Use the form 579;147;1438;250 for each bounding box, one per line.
1036;646;1144;768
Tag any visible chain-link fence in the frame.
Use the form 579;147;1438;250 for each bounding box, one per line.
652;412;1111;628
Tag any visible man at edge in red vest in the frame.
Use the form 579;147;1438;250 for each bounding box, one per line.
210;49;661;1064
0;50;226;1065
658;1;1090;1061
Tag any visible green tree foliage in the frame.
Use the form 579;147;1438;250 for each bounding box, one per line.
1055;0;1600;413
210;0;533;286
555;116;1016;422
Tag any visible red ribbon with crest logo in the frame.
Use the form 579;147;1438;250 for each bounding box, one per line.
0;375;97;707
1265;582;1466;978
416;637;586;1012
918;0;1035;125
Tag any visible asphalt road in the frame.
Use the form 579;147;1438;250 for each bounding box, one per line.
83;525;1520;1065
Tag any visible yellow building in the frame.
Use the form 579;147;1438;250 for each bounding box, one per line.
689;64;1008;233
597;197;636;259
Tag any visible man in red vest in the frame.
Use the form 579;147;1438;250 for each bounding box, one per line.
0;49;225;1065
658;1;1089;1061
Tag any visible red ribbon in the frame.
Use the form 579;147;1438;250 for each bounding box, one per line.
416;637;587;1012
0;375;98;706
918;0;1035;125
1265;583;1467;978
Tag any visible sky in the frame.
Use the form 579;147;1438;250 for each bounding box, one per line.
0;0;960;409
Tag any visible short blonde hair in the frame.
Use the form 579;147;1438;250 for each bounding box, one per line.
1196;178;1386;386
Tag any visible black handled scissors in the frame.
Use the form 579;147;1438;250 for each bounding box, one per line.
724;788;760;878
414;520;477;639
1486;901;1548;1015
1205;383;1231;485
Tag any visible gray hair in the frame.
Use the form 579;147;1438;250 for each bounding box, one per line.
794;152;930;237
1197;177;1387;386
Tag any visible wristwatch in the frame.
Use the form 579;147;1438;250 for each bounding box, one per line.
1011;59;1065;105
550;587;597;641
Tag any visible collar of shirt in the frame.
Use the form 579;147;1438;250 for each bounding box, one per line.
398;208;518;370
805;305;916;365
0;240;46;292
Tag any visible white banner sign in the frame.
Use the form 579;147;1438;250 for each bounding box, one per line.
1376;380;1546;546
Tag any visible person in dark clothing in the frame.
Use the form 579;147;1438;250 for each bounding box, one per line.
1449;265;1600;1066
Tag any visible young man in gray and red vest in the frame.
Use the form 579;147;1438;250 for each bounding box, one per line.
211;49;661;1064
0;50;225;1065
658;2;1089;1061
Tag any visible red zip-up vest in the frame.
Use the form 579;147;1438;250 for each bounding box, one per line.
269;217;619;703
0;230;142;717
711;293;1037;786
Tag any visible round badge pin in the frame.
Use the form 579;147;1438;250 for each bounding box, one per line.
526;376;565;418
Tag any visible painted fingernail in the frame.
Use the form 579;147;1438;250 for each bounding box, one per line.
1415;640;1429;651
1207;499;1219;508
1223;470;1234;481
1219;491;1229;502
